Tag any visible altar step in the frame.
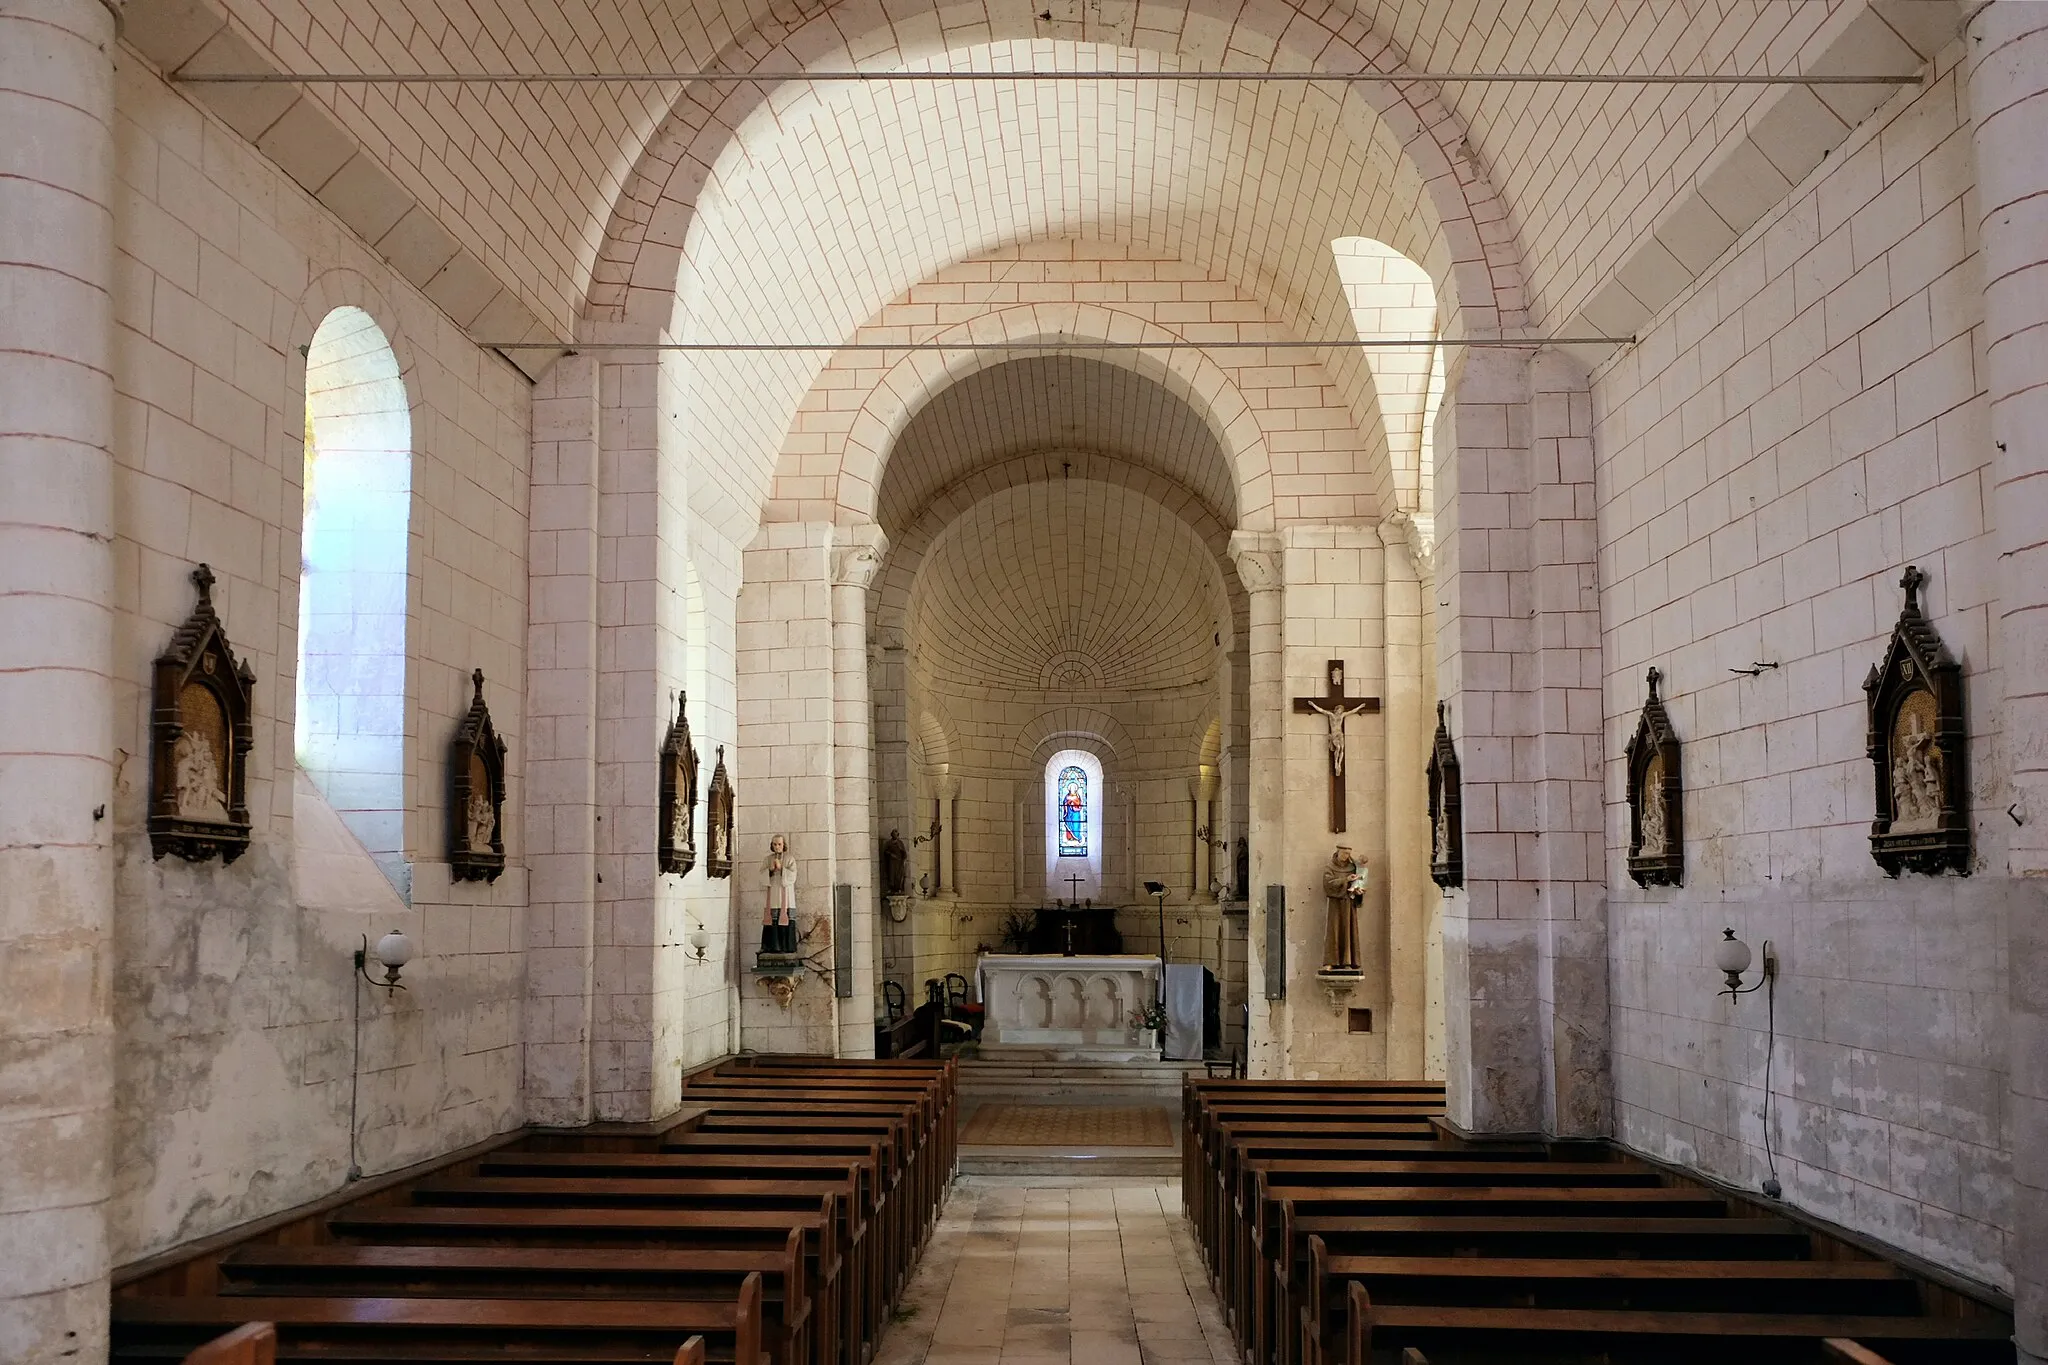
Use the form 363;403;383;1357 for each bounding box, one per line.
957;1054;1207;1100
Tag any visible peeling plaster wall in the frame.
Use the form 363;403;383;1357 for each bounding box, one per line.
107;57;530;1265
1592;42;2012;1288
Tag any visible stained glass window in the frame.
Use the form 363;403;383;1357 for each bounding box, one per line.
1057;765;1088;857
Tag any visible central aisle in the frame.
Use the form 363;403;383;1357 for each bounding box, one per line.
873;1177;1237;1365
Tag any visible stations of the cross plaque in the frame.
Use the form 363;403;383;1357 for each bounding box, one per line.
1293;658;1381;833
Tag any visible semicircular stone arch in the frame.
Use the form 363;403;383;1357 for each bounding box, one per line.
587;0;1523;338
783;300;1315;531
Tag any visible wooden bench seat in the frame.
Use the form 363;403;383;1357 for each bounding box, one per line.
114;1283;761;1365
325;1206;843;1365
1338;1286;2015;1365
217;1246;806;1365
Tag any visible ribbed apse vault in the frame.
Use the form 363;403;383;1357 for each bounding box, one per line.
907;480;1222;695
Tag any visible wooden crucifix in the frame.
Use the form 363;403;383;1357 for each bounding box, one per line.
1293;659;1381;833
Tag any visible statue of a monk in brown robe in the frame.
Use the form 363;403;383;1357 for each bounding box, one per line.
1322;845;1367;974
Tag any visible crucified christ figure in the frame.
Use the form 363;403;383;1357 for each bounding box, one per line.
1301;695;1377;778
1293;660;1382;833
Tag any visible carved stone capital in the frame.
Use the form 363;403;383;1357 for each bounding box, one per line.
1383;509;1435;580
831;525;889;589
1228;531;1284;594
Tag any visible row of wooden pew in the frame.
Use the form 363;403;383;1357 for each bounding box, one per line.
1184;1078;2014;1365
115;1055;957;1365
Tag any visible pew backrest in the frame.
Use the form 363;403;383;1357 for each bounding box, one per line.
181;1322;275;1365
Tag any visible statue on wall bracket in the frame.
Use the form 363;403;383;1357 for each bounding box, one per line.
149;564;256;864
449;668;508;882
1624;666;1684;887
1863;566;1969;877
1427;701;1464;890
658;691;699;876
704;745;736;879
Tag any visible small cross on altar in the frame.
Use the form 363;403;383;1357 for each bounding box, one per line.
1293;659;1381;833
1064;872;1086;902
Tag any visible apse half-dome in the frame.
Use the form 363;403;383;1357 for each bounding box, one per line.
907;479;1220;696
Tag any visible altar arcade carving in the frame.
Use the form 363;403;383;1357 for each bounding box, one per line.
1863;566;1969;877
658;691;699;876
1427;702;1463;889
1624;666;1684;887
149;564;256;864
449;668;507;882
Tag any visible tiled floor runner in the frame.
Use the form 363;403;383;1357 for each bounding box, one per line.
959;1104;1174;1147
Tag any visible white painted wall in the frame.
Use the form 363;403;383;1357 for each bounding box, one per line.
1592;40;2012;1287
107;58;530;1264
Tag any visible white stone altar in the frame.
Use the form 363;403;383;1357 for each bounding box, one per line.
975;954;1162;1058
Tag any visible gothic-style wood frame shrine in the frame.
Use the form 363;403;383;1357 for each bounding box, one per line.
149;563;256;864
1863;566;1969;877
1624;666;1684;887
658;691;699;876
704;745;736;879
1427;700;1464;889
449;668;508;882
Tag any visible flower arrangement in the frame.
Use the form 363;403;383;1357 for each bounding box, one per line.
1132;1000;1169;1033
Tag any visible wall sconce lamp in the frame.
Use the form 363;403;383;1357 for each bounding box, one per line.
1714;927;1775;997
355;929;414;992
687;924;711;962
1713;926;1783;1199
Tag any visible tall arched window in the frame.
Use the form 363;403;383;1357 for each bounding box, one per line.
1043;749;1103;902
297;306;412;896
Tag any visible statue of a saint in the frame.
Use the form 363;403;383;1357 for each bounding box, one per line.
761;834;798;955
1321;845;1367;973
881;828;909;896
172;729;229;822
465;791;494;853
1891;708;1944;831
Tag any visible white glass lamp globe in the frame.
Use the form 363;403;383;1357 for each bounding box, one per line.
688;924;711;956
374;929;414;969
1713;928;1751;976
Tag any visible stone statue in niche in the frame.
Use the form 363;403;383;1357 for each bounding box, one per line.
1863;567;1969;876
705;746;735;878
449;668;508;882
1624;666;1683;887
1889;694;1944;833
658;692;699;876
1320;845;1367;974
173;709;229;823
881;828;909;896
759;833;798;956
149;564;256;864
1427;702;1463;889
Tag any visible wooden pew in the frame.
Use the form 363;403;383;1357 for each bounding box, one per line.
1338;1280;2014;1365
179;1323;273;1365
1301;1237;1924;1359
114;1275;762;1365
218;1244;809;1365
472;1150;882;1361
328;1202;843;1365
406;1177;863;1365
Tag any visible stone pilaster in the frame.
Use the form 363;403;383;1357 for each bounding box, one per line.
831;526;886;1056
1432;346;1545;1134
0;0;118;1357
1228;531;1283;1075
1528;349;1610;1138
1967;5;2048;1357
1382;513;1434;1081
523;354;601;1123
